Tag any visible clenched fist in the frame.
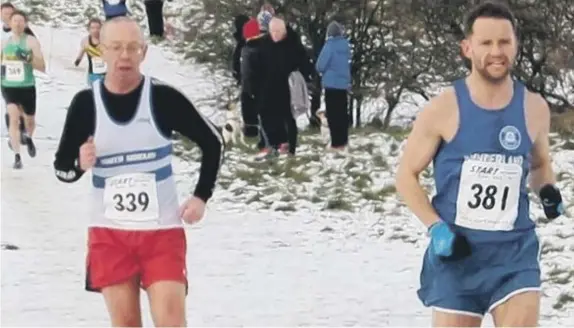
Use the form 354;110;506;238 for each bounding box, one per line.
79;136;96;171
178;196;206;225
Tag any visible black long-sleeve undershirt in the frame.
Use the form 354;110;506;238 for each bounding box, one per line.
53;77;224;202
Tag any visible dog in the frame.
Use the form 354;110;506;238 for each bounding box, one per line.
316;109;331;146
221;102;247;147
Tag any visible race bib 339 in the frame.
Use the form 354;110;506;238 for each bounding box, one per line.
103;172;159;222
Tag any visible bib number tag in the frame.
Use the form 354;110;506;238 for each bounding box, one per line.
103;173;159;222
4;61;24;82
92;57;107;74
455;159;522;231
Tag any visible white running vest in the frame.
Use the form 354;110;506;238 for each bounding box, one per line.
90;77;181;230
1;30;11;42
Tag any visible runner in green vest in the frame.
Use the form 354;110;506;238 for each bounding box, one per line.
1;10;45;169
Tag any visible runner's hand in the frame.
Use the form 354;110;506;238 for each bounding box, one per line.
428;221;471;261
79;136;96;171
179;196;206;224
539;184;564;219
15;48;32;62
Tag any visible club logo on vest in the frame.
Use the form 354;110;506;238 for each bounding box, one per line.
499;125;521;150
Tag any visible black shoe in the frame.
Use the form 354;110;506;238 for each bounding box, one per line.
13;154;22;169
20;132;28;145
26;138;36;158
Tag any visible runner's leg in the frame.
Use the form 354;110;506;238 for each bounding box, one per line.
6;103;21;153
101;277;143;327
23;114;35;138
488;233;541;327
20;86;37;157
491;291;540;327
141;228;187;326
433;310;483;327
87;228;143;326
147;281;187;326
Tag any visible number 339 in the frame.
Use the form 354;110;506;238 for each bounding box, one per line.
113;192;149;212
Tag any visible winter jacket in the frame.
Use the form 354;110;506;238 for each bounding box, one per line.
231;15;250;83
316;36;351;90
255;27;314;113
240;36;264;97
102;0;128;19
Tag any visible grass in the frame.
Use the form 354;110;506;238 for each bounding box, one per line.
174;126;413;212
553;293;574;310
174;118;571;216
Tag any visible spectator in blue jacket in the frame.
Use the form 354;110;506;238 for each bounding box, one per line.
316;20;351;150
102;0;128;20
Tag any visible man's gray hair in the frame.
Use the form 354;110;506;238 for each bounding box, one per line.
101;16;145;42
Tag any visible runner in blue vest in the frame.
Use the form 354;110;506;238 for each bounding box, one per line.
395;2;565;327
102;0;128;20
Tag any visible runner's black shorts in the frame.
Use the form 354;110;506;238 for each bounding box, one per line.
1;85;37;116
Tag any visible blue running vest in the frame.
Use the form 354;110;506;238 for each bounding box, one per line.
431;79;534;243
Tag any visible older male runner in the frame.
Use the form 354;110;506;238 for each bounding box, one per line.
396;2;565;327
54;17;224;326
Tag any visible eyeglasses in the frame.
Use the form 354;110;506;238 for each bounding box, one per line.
102;43;144;55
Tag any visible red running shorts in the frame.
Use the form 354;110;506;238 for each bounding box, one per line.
85;227;187;291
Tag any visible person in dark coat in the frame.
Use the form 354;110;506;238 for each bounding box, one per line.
316;21;351;149
240;18;265;140
144;0;171;38
254;17;314;158
231;14;250;84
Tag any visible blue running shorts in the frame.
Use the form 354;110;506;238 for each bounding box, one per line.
417;230;541;317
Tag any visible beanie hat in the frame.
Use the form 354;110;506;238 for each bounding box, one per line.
326;21;344;37
257;10;273;31
242;18;261;40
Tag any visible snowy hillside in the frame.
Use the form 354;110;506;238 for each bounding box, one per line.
0;0;573;326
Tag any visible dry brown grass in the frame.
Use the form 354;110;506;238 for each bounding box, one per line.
551;110;574;135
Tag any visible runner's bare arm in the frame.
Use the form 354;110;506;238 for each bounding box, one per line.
153;84;224;202
23;26;35;37
28;36;45;72
54;89;95;183
0;39;5;59
75;38;86;64
395;98;444;228
528;94;556;192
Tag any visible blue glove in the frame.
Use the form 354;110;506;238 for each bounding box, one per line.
429;221;471;261
15;48;32;62
539;184;564;219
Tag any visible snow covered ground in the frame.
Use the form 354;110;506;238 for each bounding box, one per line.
1;22;573;327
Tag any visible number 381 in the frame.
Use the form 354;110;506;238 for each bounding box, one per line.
113;192;149;212
467;183;510;210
